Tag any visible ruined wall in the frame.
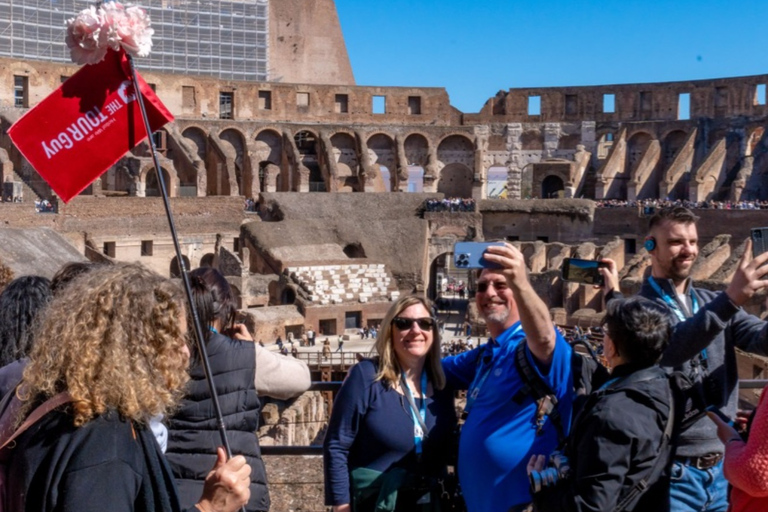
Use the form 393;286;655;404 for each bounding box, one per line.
470;75;768;123
480;199;595;244
269;0;355;86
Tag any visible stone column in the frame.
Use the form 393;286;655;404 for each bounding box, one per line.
506;123;523;199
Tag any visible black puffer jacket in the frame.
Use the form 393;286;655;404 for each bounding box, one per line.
166;333;269;511
533;364;672;512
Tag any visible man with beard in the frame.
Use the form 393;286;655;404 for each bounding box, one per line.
443;243;573;512
638;206;768;512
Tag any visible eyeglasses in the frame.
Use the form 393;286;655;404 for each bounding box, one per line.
476;281;507;293
392;317;435;331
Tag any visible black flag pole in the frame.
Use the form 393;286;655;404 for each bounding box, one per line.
125;55;234;461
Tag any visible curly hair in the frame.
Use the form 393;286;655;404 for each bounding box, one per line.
22;263;189;427
373;295;446;390
0;275;52;367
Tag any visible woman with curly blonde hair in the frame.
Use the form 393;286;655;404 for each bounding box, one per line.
5;263;251;512
324;295;457;512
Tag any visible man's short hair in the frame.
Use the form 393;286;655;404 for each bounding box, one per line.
648;206;699;232
603;297;671;367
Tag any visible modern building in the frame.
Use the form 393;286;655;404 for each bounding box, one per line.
0;0;269;81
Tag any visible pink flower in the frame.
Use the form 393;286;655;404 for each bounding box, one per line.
64;2;154;65
65;6;108;65
102;2;154;58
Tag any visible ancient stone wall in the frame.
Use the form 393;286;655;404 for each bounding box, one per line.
269;0;354;86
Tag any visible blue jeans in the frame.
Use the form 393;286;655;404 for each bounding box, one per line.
669;459;728;512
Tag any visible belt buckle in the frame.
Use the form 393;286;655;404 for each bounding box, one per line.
695;452;721;470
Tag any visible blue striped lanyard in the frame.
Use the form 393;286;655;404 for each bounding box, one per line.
401;370;428;457
648;276;706;362
464;323;523;416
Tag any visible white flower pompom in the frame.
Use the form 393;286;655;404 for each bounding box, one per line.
65;5;108;65
65;2;154;65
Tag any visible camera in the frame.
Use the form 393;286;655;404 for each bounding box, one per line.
529;451;570;494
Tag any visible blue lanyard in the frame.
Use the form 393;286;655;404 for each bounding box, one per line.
464;323;523;416
648;277;706;362
401;369;428;456
647;276;699;322
208;326;219;334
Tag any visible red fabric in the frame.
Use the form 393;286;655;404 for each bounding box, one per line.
8;49;173;203
726;386;768;512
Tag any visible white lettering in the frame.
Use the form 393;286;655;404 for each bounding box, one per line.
77;116;94;134
58;132;73;149
42;140;57;159
67;124;85;141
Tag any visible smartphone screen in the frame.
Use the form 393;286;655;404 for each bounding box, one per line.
751;227;768;259
562;258;607;286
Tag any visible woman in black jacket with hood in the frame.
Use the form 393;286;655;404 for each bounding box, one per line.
528;296;674;512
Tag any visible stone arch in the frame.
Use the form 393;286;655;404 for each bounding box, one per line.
294;130;323;192
200;253;215;267
367;133;397;191
254;129;282;165
182;126;207;161
437;163;473;198
521;130;544;151
437;134;474;172
170;255;190;278
626;131;653;170
404;133;430;167
331;132;360;192
142;165;176;197
254;129;283;193
343;243;366;258
542;175;565;198
662;130;688;167
280;286;296;305
220;128;248;196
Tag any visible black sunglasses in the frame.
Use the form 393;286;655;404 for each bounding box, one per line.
476;281;506;293
392;317;435;331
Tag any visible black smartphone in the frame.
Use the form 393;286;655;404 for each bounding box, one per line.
453;241;505;269
561;258;608;286
751;227;768;259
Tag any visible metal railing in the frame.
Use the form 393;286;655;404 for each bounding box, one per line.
259;378;768;456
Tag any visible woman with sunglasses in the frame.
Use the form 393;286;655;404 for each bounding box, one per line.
323;295;457;512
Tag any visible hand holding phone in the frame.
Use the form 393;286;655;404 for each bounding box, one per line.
453;242;505;269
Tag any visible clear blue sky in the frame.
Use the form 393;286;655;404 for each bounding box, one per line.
335;0;768;113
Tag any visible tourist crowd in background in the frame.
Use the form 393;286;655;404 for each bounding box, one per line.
424;197;476;212
596;197;768;210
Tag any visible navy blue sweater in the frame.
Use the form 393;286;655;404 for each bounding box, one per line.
323;359;457;506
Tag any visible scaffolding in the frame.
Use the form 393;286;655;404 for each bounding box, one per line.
0;0;268;81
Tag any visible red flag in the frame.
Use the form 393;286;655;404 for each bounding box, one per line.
8;49;173;203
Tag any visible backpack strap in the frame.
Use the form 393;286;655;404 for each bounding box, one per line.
0;392;72;450
511;340;566;445
612;380;675;512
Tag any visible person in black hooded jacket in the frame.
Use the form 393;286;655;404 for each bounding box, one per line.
528;296;674;512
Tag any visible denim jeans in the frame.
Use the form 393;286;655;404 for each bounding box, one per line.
669;459;728;512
